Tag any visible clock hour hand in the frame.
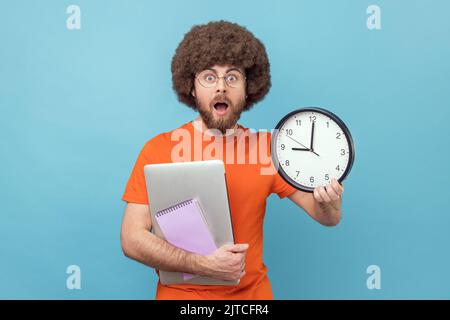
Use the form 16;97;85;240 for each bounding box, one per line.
292;147;310;151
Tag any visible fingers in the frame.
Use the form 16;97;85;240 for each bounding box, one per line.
237;262;246;280
222;255;246;281
330;178;344;196
213;243;249;281
223;243;249;253
233;252;246;273
314;178;344;202
325;182;340;201
232;252;246;267
314;185;330;202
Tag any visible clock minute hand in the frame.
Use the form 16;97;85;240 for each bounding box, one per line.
310;121;315;151
308;121;320;157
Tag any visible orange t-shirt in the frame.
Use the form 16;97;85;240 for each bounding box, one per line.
122;121;296;299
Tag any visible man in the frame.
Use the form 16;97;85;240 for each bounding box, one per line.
121;20;344;300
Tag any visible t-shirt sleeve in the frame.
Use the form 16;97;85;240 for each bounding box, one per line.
270;171;297;199
122;141;153;204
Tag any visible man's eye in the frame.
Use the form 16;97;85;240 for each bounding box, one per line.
205;74;216;82
226;75;237;82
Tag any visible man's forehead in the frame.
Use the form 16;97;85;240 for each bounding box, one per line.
205;65;244;73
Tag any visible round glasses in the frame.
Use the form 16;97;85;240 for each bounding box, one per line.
195;70;246;88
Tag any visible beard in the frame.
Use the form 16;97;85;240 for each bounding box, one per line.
196;95;246;135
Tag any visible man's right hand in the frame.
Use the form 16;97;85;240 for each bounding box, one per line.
200;243;249;281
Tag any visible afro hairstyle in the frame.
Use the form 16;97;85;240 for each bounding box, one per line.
171;20;271;111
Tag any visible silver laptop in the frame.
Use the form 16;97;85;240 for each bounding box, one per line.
144;160;238;286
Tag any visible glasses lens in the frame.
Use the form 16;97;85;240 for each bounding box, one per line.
198;71;217;87
225;72;244;87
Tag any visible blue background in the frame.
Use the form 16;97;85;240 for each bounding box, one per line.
1;0;449;299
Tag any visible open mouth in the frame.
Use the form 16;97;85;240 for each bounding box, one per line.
212;102;229;116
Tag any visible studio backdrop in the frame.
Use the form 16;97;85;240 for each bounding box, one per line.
1;0;449;299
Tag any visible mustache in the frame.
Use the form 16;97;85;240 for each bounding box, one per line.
210;95;232;107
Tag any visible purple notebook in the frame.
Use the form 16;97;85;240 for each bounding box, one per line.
155;198;217;280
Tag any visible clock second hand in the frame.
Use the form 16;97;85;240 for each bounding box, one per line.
287;134;320;157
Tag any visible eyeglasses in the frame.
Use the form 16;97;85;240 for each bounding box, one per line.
195;69;246;88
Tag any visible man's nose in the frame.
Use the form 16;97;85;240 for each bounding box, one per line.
215;77;227;93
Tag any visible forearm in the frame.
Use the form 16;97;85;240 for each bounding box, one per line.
122;228;209;275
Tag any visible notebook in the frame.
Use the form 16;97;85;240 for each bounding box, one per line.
155;198;218;280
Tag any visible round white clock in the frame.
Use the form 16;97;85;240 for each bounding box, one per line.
271;107;355;193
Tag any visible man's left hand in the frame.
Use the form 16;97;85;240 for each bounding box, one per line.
313;178;344;211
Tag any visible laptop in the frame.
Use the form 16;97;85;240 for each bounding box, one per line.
143;160;238;286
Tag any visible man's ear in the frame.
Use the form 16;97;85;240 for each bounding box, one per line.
191;88;196;98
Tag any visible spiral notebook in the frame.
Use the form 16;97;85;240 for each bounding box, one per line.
155;198;218;280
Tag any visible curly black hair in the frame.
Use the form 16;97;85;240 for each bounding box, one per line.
171;20;271;111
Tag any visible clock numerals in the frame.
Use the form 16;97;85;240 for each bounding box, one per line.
273;108;354;193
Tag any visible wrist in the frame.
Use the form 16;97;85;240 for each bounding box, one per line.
317;198;341;213
187;253;210;276
315;200;341;226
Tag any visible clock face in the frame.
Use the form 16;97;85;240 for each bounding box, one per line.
271;107;355;192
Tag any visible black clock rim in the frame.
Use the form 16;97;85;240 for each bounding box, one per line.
271;107;355;193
